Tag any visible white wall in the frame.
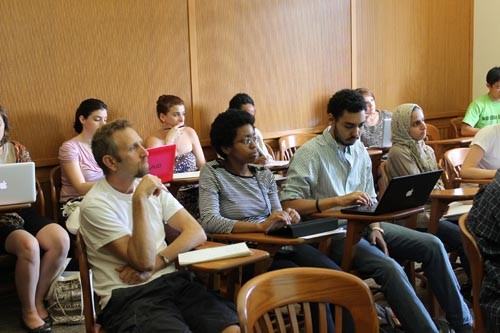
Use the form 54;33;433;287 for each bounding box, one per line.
473;0;500;99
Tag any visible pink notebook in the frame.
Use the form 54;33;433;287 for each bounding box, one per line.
147;144;176;183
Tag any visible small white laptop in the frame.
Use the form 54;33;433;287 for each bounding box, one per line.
381;118;392;148
0;162;36;205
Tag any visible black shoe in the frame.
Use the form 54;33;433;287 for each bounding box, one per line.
42;316;52;325
20;318;52;333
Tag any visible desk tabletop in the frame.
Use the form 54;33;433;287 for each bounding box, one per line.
425;137;473;146
430;187;479;200
0;202;31;212
211;232;307;245
314;206;425;221
460;178;492;185
188;241;269;272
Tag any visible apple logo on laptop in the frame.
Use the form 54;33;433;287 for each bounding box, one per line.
405;188;414;197
0;180;7;190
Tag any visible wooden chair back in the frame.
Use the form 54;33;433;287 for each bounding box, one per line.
76;232;105;333
264;143;276;160
49;165;62;224
279;133;317;161
237;267;378;333
35;178;46;216
458;213;486;333
450;117;464;138
443;147;469;188
377;161;389;200
425;124;441;141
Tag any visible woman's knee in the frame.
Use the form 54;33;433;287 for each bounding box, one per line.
6;231;39;260
37;224;70;255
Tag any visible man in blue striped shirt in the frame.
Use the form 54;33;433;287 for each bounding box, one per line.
281;89;472;333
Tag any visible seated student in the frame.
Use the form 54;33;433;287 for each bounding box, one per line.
280;89;472;333
461;123;500;179
199;109;345;332
355;88;392;147
79;119;239;333
145;95;205;218
385;103;471;293
59;99;107;229
1;105;69;333
229;93;273;163
461;66;500;136
467;170;500;333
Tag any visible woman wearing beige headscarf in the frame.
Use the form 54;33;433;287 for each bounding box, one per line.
386;103;443;185
385;103;471;297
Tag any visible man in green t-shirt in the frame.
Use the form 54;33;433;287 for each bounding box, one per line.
462;66;500;136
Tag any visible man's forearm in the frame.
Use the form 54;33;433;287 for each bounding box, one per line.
128;195;157;271
282;197;342;215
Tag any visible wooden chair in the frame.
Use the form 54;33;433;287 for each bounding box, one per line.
76;232;105;333
443;147;469;188
450;117;464;138
237;267;378;333
377;161;389;200
279;133;317;161
49;165;62;224
458;213;486;333
425;124;441;141
264;143;276;160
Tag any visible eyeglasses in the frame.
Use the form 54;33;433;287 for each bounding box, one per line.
238;136;258;146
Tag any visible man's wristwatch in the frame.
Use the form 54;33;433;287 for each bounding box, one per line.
158;252;171;267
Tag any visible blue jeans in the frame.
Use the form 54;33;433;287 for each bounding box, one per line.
329;222;472;333
437;219;471;279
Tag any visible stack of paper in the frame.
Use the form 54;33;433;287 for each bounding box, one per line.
443;201;473;220
178;242;252;266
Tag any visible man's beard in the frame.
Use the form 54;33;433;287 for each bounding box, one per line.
135;163;149;178
333;126;358;146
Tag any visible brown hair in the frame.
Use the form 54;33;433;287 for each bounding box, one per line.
156;95;184;118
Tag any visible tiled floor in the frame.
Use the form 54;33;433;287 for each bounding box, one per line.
0;290;84;333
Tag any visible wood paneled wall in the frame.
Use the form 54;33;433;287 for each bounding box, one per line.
352;0;473;118
0;0;472;167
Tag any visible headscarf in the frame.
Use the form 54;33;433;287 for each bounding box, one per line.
391;103;438;172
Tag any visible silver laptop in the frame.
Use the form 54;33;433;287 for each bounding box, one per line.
0;162;36;205
381;118;392;148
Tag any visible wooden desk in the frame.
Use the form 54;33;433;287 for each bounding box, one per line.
428;187;478;235
210;232;334;273
425;137;473;161
187;241;270;301
313;207;424;271
0;202;31;212
460;178;492;186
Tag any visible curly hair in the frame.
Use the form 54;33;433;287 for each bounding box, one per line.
73;98;108;133
327;89;366;121
228;93;254;109
91;119;130;175
210;109;255;159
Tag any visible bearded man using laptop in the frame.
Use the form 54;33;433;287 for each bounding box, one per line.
280;89;472;333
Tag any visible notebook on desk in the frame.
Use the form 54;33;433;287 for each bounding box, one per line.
341;170;443;216
147;144;176;183
266;216;339;238
0;162;36;205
